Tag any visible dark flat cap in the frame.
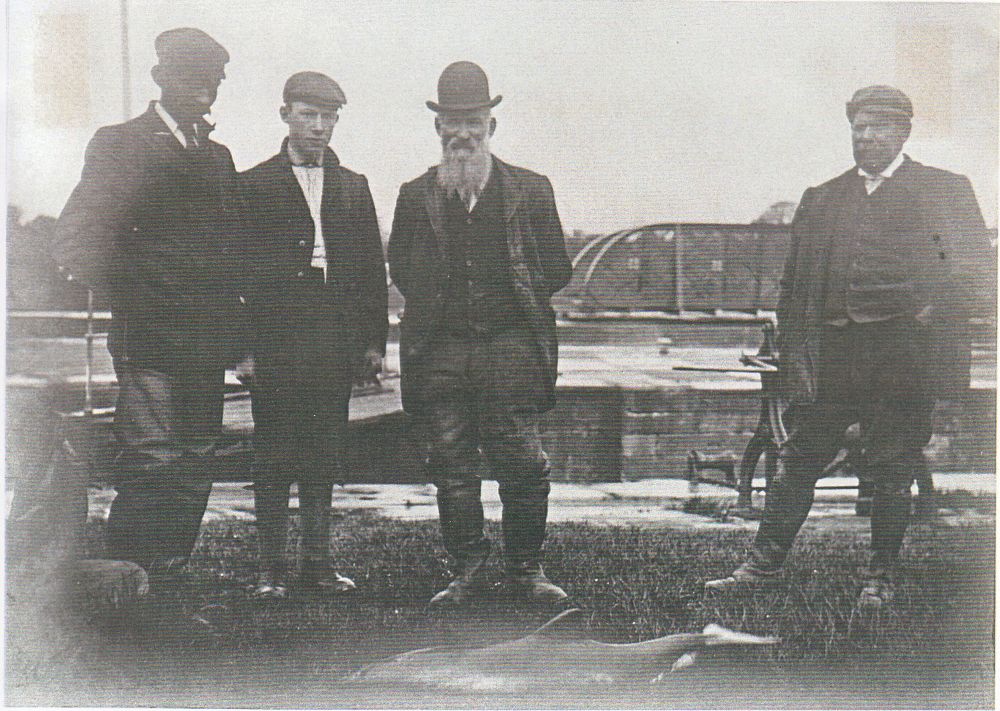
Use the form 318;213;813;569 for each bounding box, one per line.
155;27;229;69
283;71;346;108
846;85;913;122
427;61;502;112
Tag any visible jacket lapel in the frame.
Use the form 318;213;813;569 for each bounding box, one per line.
496;158;524;223
278;155;312;217
138;104;189;161
423;168;450;262
320;152;344;253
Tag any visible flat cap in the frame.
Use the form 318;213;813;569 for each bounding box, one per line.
283;71;347;109
155;27;229;69
846;85;913;122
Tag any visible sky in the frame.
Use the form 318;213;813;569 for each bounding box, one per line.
7;0;999;234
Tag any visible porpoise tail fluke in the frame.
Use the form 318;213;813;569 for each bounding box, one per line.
701;623;780;647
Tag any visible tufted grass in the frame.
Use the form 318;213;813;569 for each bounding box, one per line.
6;509;993;708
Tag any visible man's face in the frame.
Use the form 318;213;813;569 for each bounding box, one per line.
436;110;495;159
851;109;910;174
156;64;225;119
281;101;338;156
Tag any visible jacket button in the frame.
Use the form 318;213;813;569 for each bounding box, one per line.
939;252;946;260
466;218;473;225
299;240;306;246
297;271;305;277
132;226;139;233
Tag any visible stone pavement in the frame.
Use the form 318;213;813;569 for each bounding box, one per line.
88;472;994;532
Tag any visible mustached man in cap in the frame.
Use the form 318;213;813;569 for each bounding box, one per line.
705;86;992;608
240;73;387;598
388;62;573;606
54;28;251;579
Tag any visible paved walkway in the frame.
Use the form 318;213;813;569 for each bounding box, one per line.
88;472;994;532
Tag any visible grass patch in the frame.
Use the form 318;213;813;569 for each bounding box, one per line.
6;511;994;708
681;496;732;521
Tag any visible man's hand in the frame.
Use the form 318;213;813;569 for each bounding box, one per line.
233;353;256;388
355;348;383;386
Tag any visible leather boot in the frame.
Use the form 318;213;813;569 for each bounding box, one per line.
106;467;212;571
299;481;355;593
870;480;911;573
499;476;567;603
253;481;290;598
429;538;491;606
430;478;490;606
506;561;568;603
747;452;819;571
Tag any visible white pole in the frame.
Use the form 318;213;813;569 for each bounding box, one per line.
120;0;131;121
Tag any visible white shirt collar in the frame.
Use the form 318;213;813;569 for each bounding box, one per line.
858;151;906;180
153;101;213;147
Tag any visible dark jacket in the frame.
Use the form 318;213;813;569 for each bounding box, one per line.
241;142;388;369
53;103;249;373
388;157;572;412
777;157;992;403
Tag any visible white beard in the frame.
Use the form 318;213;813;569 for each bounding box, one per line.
437;137;492;204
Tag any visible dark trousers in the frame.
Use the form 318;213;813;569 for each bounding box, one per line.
250;302;354;577
410;330;552;573
750;319;934;572
105;362;225;568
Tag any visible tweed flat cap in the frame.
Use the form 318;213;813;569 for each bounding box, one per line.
283;71;347;108
846;85;913;122
155;28;229;69
426;61;502;112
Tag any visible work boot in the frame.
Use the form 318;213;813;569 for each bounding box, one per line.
300;563;356;594
429;539;491;606
505;562;568;603
251;570;288;600
704;562;782;592
254;481;291;590
857;568;895;610
298;481;356;594
431;478;490;606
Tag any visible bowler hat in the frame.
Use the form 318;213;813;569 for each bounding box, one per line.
426;61;502;112
846;85;913;122
154;27;229;70
283;71;347;109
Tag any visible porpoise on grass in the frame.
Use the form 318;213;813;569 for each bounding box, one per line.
352;608;779;692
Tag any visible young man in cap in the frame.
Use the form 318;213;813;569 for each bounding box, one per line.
54;28;250;578
704;85;992;608
241;72;387;597
388;62;573;606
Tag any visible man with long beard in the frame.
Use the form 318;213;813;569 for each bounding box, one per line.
388;62;573;606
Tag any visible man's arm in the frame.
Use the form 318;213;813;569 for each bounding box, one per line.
52;127;141;301
355;175;389;360
533;176;573;296
387;185;413;298
943;175;992;320
775;187;814;332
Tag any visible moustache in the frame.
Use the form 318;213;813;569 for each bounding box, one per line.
446;138;478;151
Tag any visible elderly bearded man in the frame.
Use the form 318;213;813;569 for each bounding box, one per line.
241;72;388;597
705;86;992;609
388;62;573;606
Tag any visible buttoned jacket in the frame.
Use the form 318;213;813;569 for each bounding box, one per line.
53;103;250;373
240;142;388;368
388;157;572;412
777;157;992;403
